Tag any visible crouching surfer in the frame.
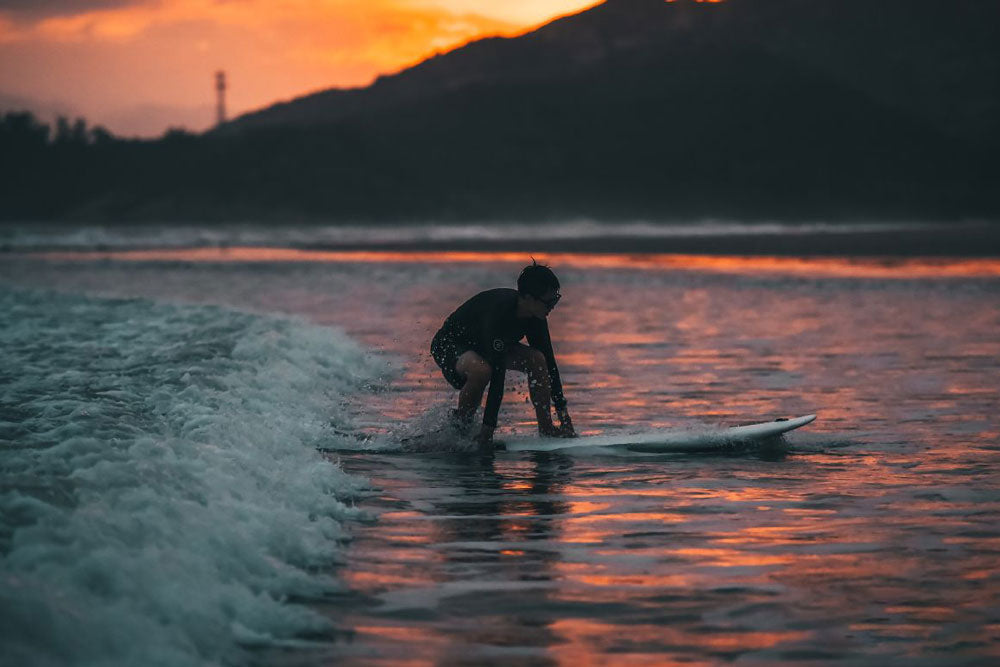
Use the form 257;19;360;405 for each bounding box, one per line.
430;261;577;451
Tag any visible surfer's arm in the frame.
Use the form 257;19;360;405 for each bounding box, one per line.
527;321;571;424
528;322;566;409
526;323;575;437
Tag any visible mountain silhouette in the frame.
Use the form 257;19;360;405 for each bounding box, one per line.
3;0;998;222
225;0;999;145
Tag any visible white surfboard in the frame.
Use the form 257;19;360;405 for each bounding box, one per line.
502;414;817;453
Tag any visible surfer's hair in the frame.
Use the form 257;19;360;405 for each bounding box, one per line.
517;260;560;297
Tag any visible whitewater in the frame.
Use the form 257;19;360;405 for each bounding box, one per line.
0;288;386;666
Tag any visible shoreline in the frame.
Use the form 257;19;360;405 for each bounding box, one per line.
2;222;998;257
303;225;1000;257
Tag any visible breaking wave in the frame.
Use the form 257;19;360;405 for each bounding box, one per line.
0;287;384;666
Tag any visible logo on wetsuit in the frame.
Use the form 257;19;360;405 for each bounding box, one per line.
492;338;506;352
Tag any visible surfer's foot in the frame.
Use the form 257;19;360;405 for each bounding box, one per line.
540;422;575;438
448;408;474;436
473;424;496;452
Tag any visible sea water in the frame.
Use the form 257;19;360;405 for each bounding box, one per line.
0;288;386;665
1;228;999;665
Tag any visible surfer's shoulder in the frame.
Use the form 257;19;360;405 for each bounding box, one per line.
468;287;518;306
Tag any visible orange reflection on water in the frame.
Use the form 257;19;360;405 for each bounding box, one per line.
548;617;806;659
385;534;431;544
553;561;701;591
552;352;596;366
671;547;794;567
884;606;957;622
593;332;665;345
352;623;448;646
346;570;432;588
29;246;1000;278
567;501;612;513
566;509;689;525
718;523;852;545
572;572;697;588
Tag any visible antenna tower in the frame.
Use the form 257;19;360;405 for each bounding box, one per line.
215;70;227;126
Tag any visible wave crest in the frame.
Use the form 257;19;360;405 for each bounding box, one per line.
0;288;384;666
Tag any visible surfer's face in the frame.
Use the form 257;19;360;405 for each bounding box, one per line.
530;289;560;318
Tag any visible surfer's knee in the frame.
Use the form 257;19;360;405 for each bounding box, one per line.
457;353;492;387
466;363;491;387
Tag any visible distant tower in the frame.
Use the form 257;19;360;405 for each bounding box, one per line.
215;70;227;126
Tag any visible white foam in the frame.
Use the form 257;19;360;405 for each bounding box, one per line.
0;288;386;666
0;219;954;251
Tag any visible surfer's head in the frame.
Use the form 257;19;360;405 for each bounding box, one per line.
517;260;561;317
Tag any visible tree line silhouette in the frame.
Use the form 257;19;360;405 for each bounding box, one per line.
2;92;996;224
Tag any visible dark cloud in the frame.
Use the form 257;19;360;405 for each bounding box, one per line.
0;0;150;17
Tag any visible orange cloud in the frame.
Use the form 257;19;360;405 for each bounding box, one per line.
0;0;598;134
0;0;535;75
1;1;584;48
0;15;14;42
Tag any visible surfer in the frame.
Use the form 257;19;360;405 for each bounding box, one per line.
431;262;576;450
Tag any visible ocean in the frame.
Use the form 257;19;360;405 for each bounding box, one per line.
1;222;998;665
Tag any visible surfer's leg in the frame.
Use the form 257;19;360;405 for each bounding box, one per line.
506;344;555;432
454;351;491;421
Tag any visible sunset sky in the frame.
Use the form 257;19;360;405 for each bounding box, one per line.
0;0;600;136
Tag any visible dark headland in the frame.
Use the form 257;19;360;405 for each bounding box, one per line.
2;0;999;225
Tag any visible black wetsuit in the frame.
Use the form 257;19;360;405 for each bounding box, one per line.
431;288;567;428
